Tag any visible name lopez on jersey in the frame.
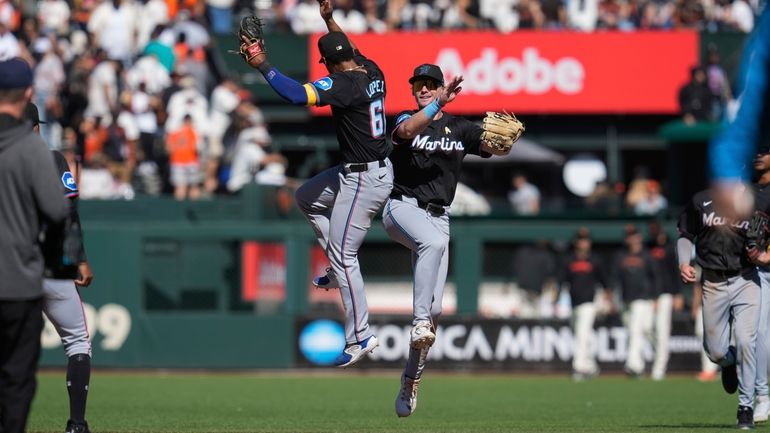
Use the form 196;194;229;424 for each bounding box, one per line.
703;212;750;230
366;79;384;97
411;134;465;153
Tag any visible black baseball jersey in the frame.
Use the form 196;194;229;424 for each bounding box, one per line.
390;111;489;206
311;51;389;163
611;249;658;302
648;238;681;296
42;151;86;279
754;182;770;271
753;182;770;214
558;253;605;307
677;189;751;271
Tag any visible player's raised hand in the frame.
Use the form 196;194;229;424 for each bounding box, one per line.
437;75;463;107
240;34;267;68
318;0;333;21
679;263;697;283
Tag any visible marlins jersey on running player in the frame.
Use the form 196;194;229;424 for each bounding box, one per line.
678;189;752;271
305;51;389;163
390;111;489;206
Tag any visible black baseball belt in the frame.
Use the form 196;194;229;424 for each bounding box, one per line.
702;268;751;283
345;160;386;173
390;193;446;215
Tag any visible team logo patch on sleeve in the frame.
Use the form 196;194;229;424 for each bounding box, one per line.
62;171;78;191
313;77;333;91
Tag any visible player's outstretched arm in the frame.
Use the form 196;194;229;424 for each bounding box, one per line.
394;76;463;141
238;34;314;106
318;0;358;51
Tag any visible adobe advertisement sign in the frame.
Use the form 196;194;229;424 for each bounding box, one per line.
295;316;702;371
308;31;698;115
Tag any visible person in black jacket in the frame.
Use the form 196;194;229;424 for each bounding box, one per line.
611;225;658;377
559;228;606;380
0;58;68;433
678;66;714;124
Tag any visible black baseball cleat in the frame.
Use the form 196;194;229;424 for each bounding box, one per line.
737;406;755;430
64;419;90;433
722;347;739;395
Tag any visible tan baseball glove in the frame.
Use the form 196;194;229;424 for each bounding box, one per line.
480;112;525;153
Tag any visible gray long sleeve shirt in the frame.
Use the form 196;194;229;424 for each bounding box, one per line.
0;114;67;300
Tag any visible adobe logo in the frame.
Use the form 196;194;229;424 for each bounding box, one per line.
436;48;585;95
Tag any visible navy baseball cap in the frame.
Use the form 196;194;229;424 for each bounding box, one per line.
318;32;354;64
409;64;444;85
0;58;33;89
758;145;770;155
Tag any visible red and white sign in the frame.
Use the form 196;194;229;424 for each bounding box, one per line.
241;242;340;306
308;31;698;115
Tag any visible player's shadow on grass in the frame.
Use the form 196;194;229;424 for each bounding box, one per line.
640;424;731;429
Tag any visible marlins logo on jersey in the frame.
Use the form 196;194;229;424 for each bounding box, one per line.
314;77;333;91
411;134;465;153
61;171;78;198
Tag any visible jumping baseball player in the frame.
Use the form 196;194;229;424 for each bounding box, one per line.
382;64;522;416
238;0;392;366
678;188;760;429
27;103;94;433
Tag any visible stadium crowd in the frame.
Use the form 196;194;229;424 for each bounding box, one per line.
0;0;292;200
0;0;756;203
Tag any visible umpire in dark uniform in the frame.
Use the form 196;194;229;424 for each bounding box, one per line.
678;188;760;429
0;58;68;433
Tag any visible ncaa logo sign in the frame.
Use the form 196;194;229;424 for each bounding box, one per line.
299;320;345;365
61;172;77;191
314;77;333;91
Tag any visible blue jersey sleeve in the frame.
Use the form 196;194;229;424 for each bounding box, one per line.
709;7;770;181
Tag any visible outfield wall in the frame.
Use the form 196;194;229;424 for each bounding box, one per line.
40;187;697;370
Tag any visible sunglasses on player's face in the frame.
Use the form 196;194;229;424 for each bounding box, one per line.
412;79;440;93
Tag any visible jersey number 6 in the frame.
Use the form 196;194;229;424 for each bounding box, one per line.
369;98;384;138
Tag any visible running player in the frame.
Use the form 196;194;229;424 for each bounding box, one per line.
382;64;513;417
238;0;391;367
751;146;770;423
678;188;759;429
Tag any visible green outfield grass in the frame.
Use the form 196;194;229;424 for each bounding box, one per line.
27;371;746;433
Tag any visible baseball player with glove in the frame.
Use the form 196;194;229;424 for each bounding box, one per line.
382;64;522;417
678;187;760;429
27;103;94;433
238;0;392;367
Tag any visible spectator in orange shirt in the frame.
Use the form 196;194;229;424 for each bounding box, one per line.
166;114;201;200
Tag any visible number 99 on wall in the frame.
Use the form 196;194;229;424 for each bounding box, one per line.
41;303;132;351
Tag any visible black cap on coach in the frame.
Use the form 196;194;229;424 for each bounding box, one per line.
24;103;46;126
408;64;444;85
318;32;354;64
